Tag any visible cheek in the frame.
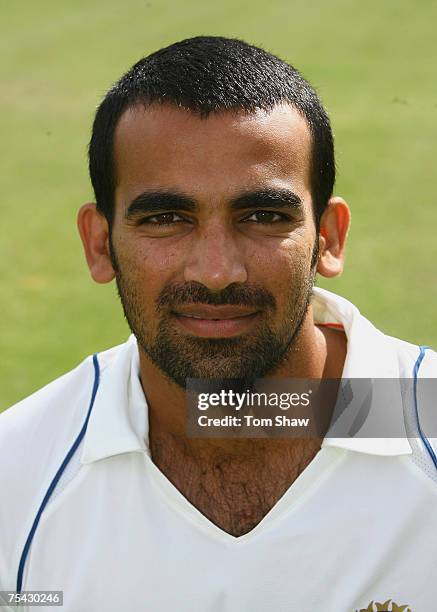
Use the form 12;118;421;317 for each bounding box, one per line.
246;236;314;282
116;237;182;290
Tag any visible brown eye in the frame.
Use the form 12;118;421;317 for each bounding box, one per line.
141;212;184;225
244;211;288;223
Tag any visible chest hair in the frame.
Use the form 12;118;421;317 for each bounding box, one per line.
150;436;321;537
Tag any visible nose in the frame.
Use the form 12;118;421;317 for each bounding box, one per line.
183;223;248;290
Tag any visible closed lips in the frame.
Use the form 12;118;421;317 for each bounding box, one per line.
172;306;259;319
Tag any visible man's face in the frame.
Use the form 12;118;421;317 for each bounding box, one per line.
110;102;318;387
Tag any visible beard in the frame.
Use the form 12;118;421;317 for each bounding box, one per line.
112;242;318;389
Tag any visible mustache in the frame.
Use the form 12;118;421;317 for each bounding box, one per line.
156;281;277;311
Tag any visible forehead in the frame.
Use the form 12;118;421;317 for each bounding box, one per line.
113;102;312;206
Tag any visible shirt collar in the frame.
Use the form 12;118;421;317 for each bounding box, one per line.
80;336;149;464
80;288;411;464
312;288;411;455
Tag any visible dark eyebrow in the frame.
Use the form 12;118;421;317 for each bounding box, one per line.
125;187;302;219
230;188;302;211
126;191;197;219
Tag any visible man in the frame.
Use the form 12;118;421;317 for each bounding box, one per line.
0;36;436;612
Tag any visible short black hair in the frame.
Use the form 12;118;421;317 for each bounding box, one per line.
89;36;335;228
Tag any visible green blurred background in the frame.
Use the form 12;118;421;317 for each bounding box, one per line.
2;0;437;411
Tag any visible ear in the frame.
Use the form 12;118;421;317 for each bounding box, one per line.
316;197;351;278
77;203;116;283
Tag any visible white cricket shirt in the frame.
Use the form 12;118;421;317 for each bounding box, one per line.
0;288;436;612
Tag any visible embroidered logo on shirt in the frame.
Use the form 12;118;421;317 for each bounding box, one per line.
356;600;412;612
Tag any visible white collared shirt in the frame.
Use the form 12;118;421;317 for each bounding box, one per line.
1;288;436;612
